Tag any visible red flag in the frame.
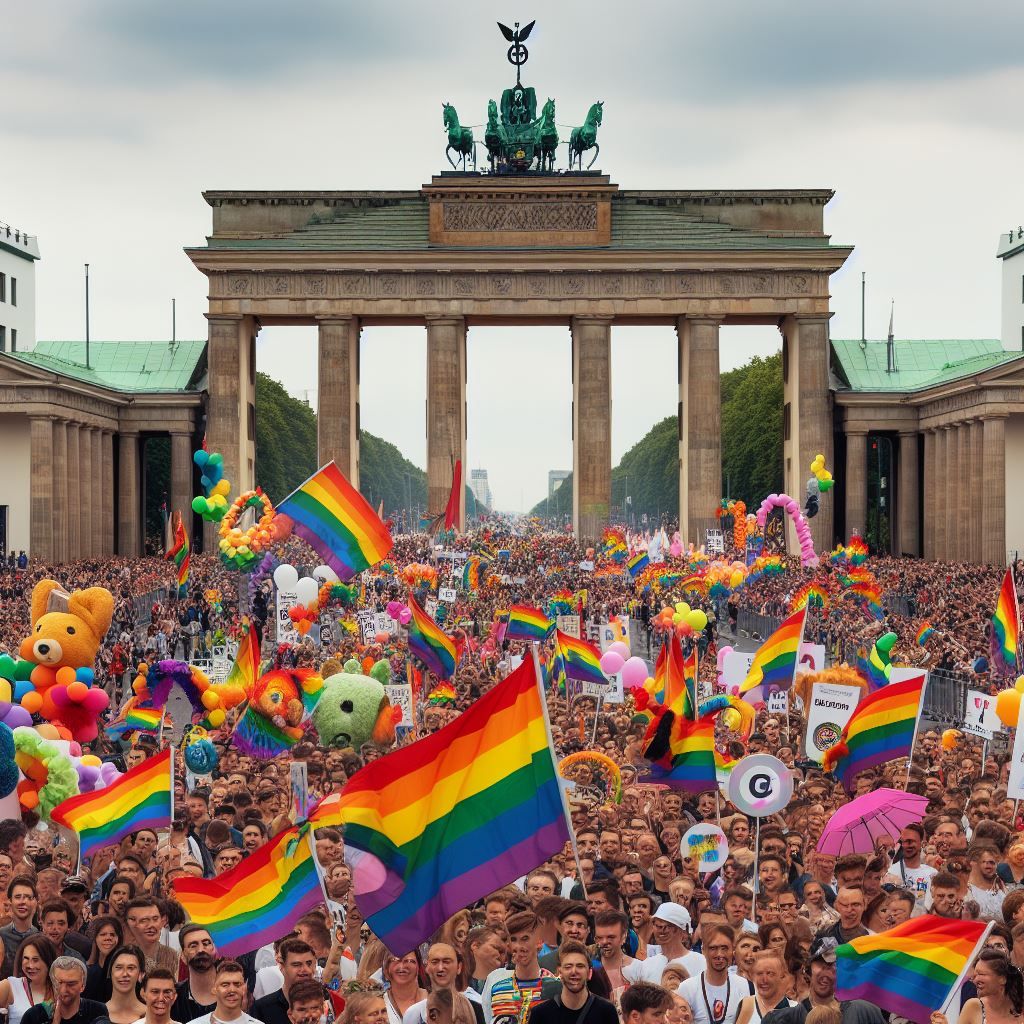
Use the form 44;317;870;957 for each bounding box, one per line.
444;459;462;531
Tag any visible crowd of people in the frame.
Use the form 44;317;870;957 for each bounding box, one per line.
0;523;1021;1024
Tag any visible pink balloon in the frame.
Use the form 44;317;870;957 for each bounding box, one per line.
600;651;625;676
717;645;734;669
670;541;682;556
398;608;412;625
608;641;630;660
386;601;402;618
621;657;649;688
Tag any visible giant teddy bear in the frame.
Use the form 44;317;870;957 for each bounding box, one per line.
312;659;400;751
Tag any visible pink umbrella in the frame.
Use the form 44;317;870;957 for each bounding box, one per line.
816;788;929;856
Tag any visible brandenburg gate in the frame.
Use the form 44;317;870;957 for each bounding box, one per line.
187;27;851;546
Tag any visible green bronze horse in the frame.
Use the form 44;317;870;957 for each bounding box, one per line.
568;101;603;170
534;97;558;172
443;103;476;171
484;99;507;172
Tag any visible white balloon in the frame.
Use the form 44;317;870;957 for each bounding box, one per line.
273;564;299;591
295;576;320;606
313;565;339;583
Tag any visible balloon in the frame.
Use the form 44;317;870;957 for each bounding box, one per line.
686;609;708;632
674;602;691;616
996;688;1021;727
386;601;403;618
295;577;320;607
722;708;742;731
1015;675;1024;694
608;642;630;660
273;564;299;591
398;608;412;625
717;645;733;669
600;651;625;676
314;565;340;583
941;729;960;751
207;709;225;728
621;657;649;689
374;631;390;644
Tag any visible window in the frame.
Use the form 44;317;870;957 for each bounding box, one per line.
0;273;5;302
248;401;256;441
10;329;16;351
10;278;15;307
0;326;5;352
783;401;791;441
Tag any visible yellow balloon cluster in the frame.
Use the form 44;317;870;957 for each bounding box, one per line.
811;453;834;492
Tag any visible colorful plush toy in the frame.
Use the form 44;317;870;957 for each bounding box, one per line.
311;659;400;751
232;669;324;758
13;727;80;821
17;581;112;742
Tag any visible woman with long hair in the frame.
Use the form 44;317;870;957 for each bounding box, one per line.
104;945;147;1024
0;937;58;1024
932;950;1024;1024
382;951;427;1024
84;915;125;1001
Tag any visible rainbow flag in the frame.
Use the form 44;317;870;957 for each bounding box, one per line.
505;605;553;643
915;622;935;646
106;705;167;738
277;461;393;581
836;915;988;1024
407;596;457;679
220;621;262;705
992;567;1019;674
739;609;806;704
172;824;322;956
427;682;457;706
165;512;189;598
337;657;570;954
51;749;173;861
650;634;692;717
601;528;627;562
626;551;649;578
823;673;925;791
555;630;605;685
844;580;884;620
646;712;717;792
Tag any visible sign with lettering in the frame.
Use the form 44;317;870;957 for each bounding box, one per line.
964;688;1000;738
276;588;301;645
556;615;581;638
804;683;861;762
439;587;458;603
385;684;414;727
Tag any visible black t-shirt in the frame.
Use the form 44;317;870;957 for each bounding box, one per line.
22;999;108;1024
252;991;291;1024
529;995;619;1024
174;979;216;1023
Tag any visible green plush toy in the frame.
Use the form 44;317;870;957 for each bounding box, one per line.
311;659;399;751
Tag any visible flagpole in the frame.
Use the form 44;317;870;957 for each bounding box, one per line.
905;672;929;788
937;921;994;1019
533;654;587;899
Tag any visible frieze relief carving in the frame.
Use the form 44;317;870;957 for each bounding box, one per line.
442;202;598;233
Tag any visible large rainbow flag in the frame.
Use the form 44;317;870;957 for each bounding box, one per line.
992;566;1020;674
407;596;457;679
172;824;322;956
505;605;553;643
626;551;649;578
337;658;570;954
739;608;806;704
165;513;189;598
277;461;393;581
555;630;605;685
836;916;989;1024
823;673;925;791
52;749;173;862
646;713;717;792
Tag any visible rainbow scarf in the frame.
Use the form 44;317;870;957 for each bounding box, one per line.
992;567;1019;674
739;609;805;704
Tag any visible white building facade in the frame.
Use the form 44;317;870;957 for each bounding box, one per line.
0;221;38;354
998;228;1024;352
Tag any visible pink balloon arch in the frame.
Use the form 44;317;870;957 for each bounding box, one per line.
756;493;818;567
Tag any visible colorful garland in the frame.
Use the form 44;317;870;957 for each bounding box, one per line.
558;751;623;804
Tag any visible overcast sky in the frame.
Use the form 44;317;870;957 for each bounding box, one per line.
5;1;1023;510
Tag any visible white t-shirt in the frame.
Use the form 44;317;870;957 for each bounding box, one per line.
402;989;482;1024
624;951;706;985
677;973;746;1024
187;1013;261;1024
886;862;936;903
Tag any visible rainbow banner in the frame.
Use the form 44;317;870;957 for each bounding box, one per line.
601;528;628;562
172;824;322;956
992;567;1020;674
337;658;570;955
739;608;806;704
915;622;935;646
106;705;167;738
165;512;189;598
407;596;457;679
823;673;925;791
836;915;989;1024
505;605;553;643
626;551;649;578
555;630;605;685
52;749;173;862
277;461;393;581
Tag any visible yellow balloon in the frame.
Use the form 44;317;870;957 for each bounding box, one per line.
207;709;225;727
722;708;741;731
1016;676;1024;693
996;688;1022;727
80;754;101;767
213;480;231;497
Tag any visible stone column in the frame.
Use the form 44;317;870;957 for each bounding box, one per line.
969;419;985;564
317;316;360;484
571;316;612;542
946;425;961;562
956;422;971;564
170;432;194;524
426;316;467;531
67;423;81;560
52;419;68;564
29;416;54;562
982;415;1007;565
118;430;140;557
80;428;94;559
90;429;103;557
922;430;936;560
845;430;868;539
934;427;949;561
897;431;919;557
677;316;722;544
102;431;115;556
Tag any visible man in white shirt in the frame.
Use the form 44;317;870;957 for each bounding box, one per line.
883;824;936;906
677;924;746;1024
187;961;260;1024
624;904;705;984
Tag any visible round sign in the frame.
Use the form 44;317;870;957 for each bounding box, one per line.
681;823;729;872
727;754;793;817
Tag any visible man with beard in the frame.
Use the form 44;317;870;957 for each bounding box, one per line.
529;943;618;1024
174;925;218;1022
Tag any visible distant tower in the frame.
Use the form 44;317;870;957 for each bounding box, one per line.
470;468;493;510
548;469;571;498
0;218;40;353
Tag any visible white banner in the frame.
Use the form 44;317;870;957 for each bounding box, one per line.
275;588;301;645
439;587;457;603
767;691;788;715
578;560;595;572
725;643;826;689
964;688;1001;738
373;612;398;637
356;610;376;644
804;683;862;763
556;615;581;638
385;683;414;727
706;528;724;554
1008;697;1024;800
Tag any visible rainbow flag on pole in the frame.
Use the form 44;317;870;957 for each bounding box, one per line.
823;673;926;791
505;605;553;643
836;915;990;1024
739;608;806;704
277;461;394;581
165;513;189;598
172;824;323;956
554;630;605;685
337;657;571;955
106;705;168;739
52;749;173;862
626;551;649;578
407;596;457;679
992;567;1020;674
915;622;935;646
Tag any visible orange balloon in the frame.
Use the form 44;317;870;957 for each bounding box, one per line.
21;691;42;714
996;688;1022;727
65;681;89;702
55;666;76;686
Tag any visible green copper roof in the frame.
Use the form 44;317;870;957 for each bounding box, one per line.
10;340;205;393
832;338;1021;392
202;196;840;253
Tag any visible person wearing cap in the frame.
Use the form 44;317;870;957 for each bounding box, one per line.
624;904;705;984
58;878;93;958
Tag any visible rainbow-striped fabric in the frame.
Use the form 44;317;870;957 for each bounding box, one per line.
739;609;806;704
505;605;553;643
992;567;1019;673
915;622;935;646
407;596;457;679
554;630;605;685
165;513;189;598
